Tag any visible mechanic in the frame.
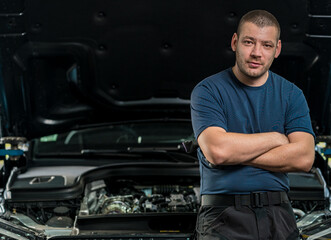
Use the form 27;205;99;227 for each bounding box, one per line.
190;9;315;240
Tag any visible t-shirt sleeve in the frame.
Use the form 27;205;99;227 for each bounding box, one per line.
190;82;227;139
285;86;315;138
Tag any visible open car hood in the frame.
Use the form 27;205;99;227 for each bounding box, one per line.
1;1;331;240
0;0;330;139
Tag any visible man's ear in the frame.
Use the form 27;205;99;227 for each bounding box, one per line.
275;39;282;58
231;33;238;52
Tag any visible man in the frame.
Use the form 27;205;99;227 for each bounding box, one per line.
190;10;315;240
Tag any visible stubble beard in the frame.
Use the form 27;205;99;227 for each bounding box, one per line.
237;61;267;80
235;51;273;81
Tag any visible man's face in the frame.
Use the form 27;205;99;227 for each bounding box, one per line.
231;22;281;86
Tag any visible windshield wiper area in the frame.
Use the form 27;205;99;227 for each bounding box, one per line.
36;146;198;163
80;146;198;163
126;146;182;152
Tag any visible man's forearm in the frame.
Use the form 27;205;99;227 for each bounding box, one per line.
198;127;289;165
244;132;315;172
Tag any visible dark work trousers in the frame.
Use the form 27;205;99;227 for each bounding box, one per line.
194;203;299;240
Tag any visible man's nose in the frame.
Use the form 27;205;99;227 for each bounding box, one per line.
251;44;262;57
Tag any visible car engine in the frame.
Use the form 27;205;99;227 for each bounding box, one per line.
80;179;199;216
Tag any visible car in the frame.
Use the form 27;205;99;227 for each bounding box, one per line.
0;0;331;239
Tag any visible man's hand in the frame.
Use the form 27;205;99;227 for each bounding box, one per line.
276;132;290;145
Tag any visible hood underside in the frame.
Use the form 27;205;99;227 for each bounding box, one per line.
0;0;331;139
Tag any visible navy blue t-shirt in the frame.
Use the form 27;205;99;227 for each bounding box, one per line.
191;68;315;194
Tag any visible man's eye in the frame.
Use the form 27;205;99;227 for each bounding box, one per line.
244;41;253;45
264;44;273;48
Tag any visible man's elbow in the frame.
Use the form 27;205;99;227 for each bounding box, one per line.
298;152;315;172
205;146;231;165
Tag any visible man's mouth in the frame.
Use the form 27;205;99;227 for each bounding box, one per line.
248;62;262;68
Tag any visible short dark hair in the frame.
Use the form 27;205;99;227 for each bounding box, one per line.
237;10;281;40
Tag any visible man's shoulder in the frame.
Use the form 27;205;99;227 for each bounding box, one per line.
191;68;232;101
196;68;232;88
269;70;301;91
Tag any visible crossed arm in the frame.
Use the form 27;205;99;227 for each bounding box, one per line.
197;127;315;172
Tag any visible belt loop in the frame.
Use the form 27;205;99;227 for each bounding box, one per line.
235;195;242;210
251;192;263;208
281;192;289;203
267;192;272;206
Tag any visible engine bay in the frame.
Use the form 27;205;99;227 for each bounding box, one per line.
1;166;201;237
0;164;330;238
